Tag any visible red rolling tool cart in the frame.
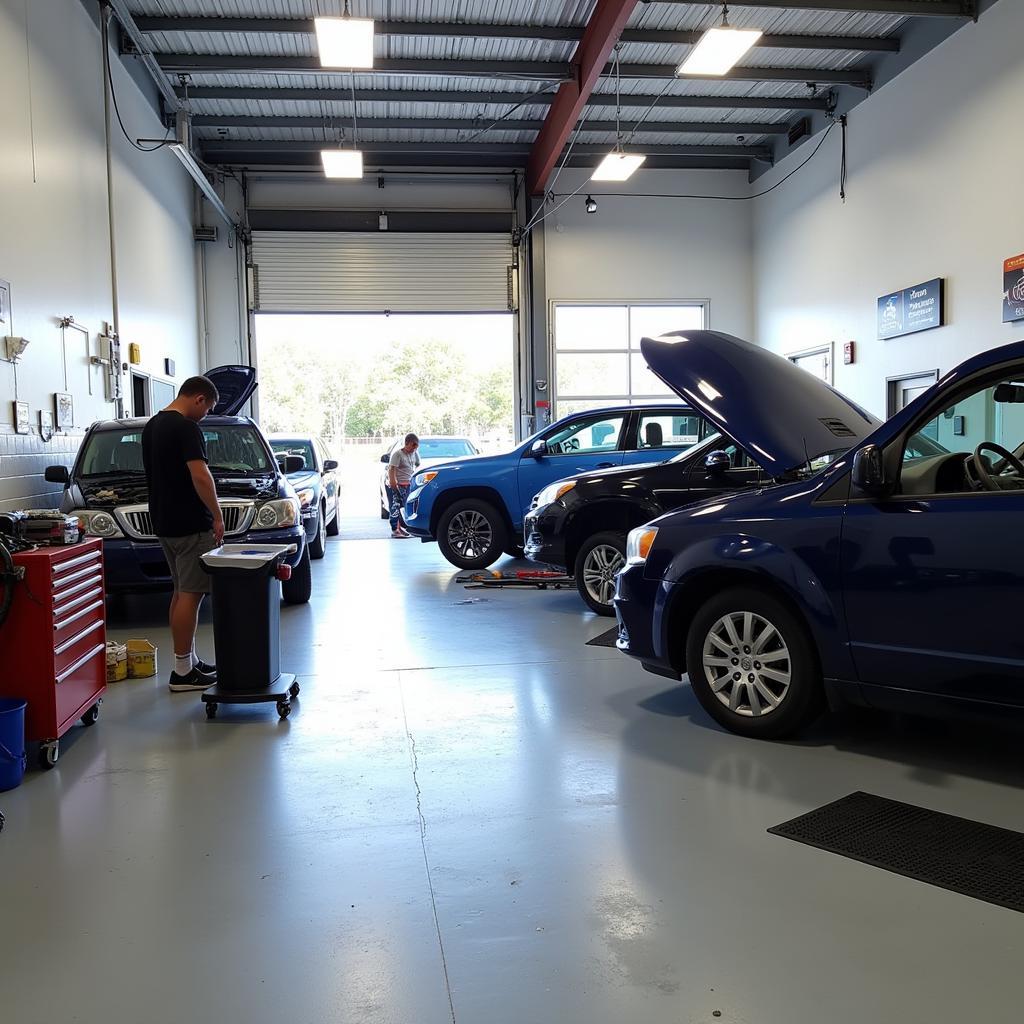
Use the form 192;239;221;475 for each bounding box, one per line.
0;539;107;770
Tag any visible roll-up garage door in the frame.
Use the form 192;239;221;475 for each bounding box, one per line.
251;231;515;314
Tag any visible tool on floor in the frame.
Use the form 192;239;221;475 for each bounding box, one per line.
199;544;300;721
459;568;574;591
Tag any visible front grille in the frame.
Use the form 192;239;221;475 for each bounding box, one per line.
116;500;254;540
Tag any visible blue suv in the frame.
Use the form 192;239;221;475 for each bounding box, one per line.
615;330;1024;738
403;404;709;569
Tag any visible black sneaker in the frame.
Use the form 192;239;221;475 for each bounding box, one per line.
168;666;217;692
195;660;216;676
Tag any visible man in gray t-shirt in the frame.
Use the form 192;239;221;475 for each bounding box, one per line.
387;432;420;537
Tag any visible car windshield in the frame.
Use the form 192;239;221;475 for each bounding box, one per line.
417;439;477;458
79;424;274;477
271;439;316;471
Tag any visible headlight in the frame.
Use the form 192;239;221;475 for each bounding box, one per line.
79;510;122;538
535;480;576;507
413;470;439;488
253;498;300;530
296;487;315;508
626;526;658;565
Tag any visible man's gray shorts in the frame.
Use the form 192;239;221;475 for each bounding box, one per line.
158;531;216;594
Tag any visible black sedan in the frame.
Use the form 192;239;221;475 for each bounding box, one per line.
524;435;764;614
270;435;340;559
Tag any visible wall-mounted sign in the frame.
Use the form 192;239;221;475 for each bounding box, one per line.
1003;254;1024;323
877;278;944;340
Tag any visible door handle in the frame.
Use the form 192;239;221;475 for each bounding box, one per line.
594;462;614;469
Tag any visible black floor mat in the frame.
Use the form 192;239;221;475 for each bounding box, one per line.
769;791;1024;913
586;627;620;648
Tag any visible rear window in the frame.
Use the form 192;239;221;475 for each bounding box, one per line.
417;439;477;458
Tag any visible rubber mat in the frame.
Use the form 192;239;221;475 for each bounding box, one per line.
769;791;1024;913
586;627;620;648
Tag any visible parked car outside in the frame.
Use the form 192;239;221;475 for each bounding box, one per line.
403;404;712;569
270;434;340;559
524;434;765;615
378;436;479;519
46;366;313;604
614;329;1024;739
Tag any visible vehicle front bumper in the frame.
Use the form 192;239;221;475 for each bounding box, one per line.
402;487;434;540
100;526;306;593
523;502;569;569
300;504;319;541
613;563;682;680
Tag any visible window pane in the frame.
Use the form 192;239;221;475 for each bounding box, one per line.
554;305;629;350
547;415;625;455
556;352;629;397
629;305;704;349
630;353;675;397
638;413;706;450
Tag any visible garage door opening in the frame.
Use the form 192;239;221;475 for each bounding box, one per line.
255;313;515;537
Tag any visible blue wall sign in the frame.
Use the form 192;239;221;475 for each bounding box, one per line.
877;278;945;340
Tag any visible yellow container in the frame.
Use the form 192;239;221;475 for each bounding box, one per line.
106;642;128;683
127;639;158;678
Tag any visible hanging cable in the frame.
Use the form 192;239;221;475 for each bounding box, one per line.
460;82;561;143
839;114;848;202
350;71;359;147
104;43;173;152
521;107;592;234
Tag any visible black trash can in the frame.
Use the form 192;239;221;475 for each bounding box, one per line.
199;544;300;720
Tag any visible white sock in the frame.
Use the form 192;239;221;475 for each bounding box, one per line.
174;652;194;676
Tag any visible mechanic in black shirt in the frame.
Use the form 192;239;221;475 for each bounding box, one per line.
141;376;225;692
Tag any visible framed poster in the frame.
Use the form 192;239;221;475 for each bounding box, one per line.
54;391;74;429
13;401;29;434
39;409;54;442
1003;254;1024;323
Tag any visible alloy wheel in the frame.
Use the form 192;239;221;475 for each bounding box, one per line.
701;611;792;718
582;544;626;608
448;510;493;559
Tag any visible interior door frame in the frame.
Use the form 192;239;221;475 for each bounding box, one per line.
130;370;151;417
886;368;939;418
786;343;834;384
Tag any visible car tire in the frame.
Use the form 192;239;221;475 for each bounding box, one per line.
574;531;626;617
437;499;507;570
684;587;823;739
282;547;312;605
326;495;340;536
309;504;327;560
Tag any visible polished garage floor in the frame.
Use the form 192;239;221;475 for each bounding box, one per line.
2;538;1022;1023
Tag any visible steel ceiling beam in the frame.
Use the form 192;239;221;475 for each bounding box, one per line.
527;0;641;195
174;85;831;112
191;114;788;135
614;62;872;86
649;0;972;15
133;15;900;53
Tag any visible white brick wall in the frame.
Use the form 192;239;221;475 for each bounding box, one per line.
0;428;82;513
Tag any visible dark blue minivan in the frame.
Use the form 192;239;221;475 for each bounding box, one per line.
615;330;1024;738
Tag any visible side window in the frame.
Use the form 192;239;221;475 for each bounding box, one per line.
545;414;625;456
636;413;708;452
900;374;1024;495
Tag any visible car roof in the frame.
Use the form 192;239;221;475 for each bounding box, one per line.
91;415;254;431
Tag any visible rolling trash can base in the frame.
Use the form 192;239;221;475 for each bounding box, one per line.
200;544;302;720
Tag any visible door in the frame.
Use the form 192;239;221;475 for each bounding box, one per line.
842;368;1024;706
131;372;150;417
681;444;765;508
788;345;833;383
516;411;628;515
316;438;338;507
626;409;712;469
887;370;939;417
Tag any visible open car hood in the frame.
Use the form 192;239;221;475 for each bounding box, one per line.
206;365;258;417
640;330;881;475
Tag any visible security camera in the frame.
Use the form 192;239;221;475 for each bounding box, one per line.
4;336;29;362
585;195;597;214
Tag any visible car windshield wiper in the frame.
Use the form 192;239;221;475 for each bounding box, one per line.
209;467;261;476
81;470;145;479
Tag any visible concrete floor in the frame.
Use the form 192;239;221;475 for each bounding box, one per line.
2;535;1023;1023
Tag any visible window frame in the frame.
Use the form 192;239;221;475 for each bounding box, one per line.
540;410;629;457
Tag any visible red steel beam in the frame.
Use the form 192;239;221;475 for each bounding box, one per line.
526;0;641;196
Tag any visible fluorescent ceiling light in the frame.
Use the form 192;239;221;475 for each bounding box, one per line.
591;152;646;182
315;16;375;69
678;26;762;76
321;149;364;178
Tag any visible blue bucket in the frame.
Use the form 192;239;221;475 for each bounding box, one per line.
0;698;28;791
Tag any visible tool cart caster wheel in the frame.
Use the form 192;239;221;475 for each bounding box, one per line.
276;700;291;720
289;681;300;698
205;702;218;720
38;741;59;771
81;703;100;727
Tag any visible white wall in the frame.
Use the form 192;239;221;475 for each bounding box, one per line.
753;0;1024;418
0;0;200;510
542;169;754;341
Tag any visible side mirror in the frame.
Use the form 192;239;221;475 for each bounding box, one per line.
380;453;391;464
530;439;548;459
282;455;305;474
323;459;339;472
852;444;887;495
704;450;732;476
45;465;70;485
